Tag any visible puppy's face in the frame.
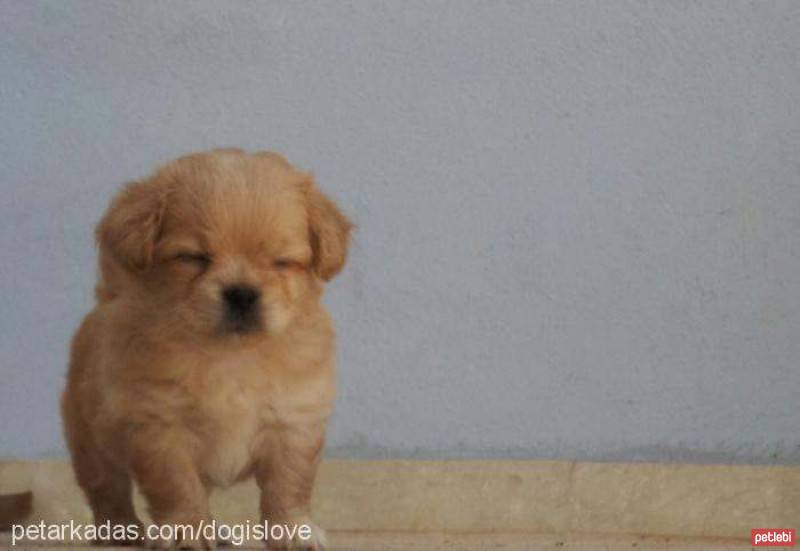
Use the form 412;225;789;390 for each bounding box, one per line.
96;150;351;341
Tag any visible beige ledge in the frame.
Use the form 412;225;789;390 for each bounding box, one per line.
0;459;797;540
0;532;778;550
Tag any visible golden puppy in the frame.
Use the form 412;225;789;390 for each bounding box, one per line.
61;149;352;550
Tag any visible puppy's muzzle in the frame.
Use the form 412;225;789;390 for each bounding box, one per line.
221;284;262;333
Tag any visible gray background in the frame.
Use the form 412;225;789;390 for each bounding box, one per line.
1;1;798;464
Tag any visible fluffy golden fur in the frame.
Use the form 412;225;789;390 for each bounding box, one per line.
61;149;352;550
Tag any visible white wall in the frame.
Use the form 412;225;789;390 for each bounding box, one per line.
1;1;798;463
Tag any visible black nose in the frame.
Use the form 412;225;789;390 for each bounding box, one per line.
222;285;260;316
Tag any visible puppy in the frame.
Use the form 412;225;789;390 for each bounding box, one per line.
61;149;352;550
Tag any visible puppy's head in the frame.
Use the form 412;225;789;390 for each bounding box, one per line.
96;149;352;340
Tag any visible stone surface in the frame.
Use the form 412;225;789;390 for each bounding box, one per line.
0;532;780;550
1;460;795;540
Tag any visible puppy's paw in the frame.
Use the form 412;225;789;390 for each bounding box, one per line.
92;535;140;547
266;520;326;551
147;534;217;551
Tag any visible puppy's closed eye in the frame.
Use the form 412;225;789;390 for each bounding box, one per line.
173;251;212;268
273;258;306;271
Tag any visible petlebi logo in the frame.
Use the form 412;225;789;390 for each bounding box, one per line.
752;528;795;547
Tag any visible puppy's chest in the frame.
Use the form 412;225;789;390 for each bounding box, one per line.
187;360;276;486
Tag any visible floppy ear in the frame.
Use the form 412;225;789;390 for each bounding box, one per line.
95;180;167;271
305;179;353;281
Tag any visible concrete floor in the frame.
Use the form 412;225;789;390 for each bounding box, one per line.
1;532;773;550
5;460;796;543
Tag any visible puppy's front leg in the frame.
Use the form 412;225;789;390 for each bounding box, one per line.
128;428;215;550
256;424;326;551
